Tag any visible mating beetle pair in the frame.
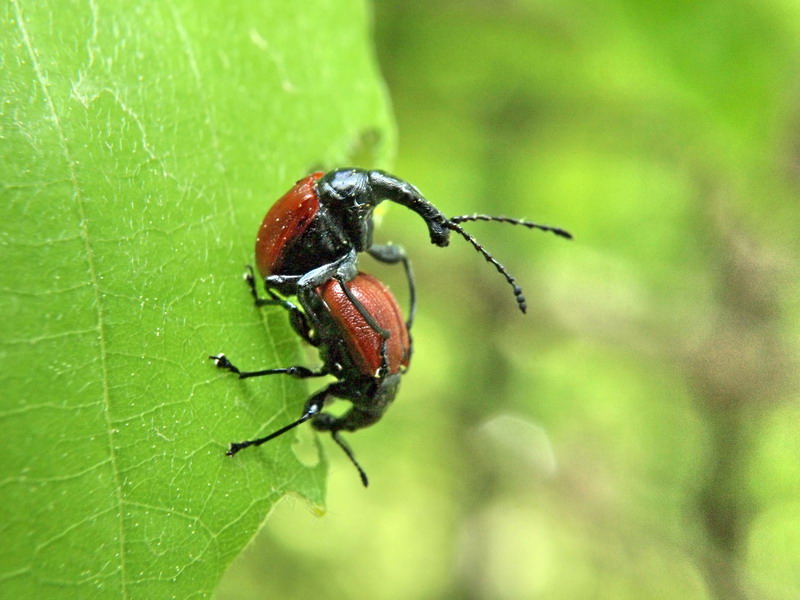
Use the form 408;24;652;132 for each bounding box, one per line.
210;168;571;486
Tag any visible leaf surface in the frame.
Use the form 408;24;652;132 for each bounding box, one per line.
0;1;393;598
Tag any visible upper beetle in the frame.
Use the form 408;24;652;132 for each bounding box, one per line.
255;168;572;320
255;170;449;287
210;270;410;487
254;170;448;327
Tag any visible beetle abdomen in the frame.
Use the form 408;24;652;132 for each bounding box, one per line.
318;273;410;377
255;172;324;277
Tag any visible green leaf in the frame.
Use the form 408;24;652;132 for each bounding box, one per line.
0;1;394;598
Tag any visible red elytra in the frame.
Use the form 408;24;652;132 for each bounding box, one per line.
318;273;410;377
254;172;324;277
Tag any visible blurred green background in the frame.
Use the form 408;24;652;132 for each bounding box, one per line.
218;1;799;598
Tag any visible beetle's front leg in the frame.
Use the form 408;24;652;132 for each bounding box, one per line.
368;243;416;331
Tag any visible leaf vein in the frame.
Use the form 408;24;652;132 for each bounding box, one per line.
12;1;129;596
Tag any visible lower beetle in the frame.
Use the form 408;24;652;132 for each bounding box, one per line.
210;270;410;487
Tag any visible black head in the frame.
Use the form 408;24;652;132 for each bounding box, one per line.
316;169;378;252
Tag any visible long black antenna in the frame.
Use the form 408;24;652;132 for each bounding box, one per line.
445;215;573;313
449;214;573;239
445;220;528;313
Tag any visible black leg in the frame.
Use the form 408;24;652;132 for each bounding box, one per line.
244;266;317;345
367;243;416;331
311;411;370;487
287;249;358;289
331;431;369;487
243;265;279;307
209;353;327;380
226;388;328;456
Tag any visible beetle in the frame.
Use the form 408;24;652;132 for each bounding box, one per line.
256;168;572;324
210;270;410;487
211;169;572;485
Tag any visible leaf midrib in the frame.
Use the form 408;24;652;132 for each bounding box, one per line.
12;1;129;596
